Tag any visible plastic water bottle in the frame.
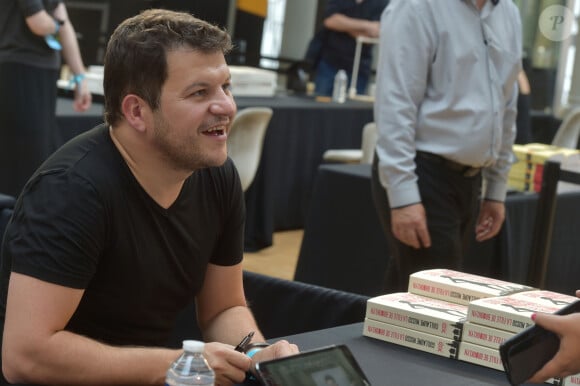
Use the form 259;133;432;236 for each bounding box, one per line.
332;69;348;103
165;340;215;386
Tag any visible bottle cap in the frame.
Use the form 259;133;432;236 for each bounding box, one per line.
183;340;205;352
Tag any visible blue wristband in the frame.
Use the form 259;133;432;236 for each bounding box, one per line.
44;34;61;51
69;73;86;88
245;347;263;358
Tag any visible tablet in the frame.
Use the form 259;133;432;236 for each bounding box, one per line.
254;344;371;386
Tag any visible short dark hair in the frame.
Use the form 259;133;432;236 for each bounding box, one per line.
103;9;232;126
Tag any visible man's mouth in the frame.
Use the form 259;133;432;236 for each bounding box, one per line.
202;126;226;136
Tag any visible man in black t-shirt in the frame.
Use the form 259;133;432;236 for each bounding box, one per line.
0;9;297;386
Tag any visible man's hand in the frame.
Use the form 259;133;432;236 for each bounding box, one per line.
250;340;299;363
73;78;92;112
391;203;431;249
204;342;252;386
203;340;299;386
527;290;580;383
475;200;505;242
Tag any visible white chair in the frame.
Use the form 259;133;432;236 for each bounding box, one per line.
551;106;580;149
322;122;378;164
227;107;273;191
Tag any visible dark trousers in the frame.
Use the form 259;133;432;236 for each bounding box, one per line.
0;62;58;198
371;152;482;292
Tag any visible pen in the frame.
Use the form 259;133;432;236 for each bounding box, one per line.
234;331;255;352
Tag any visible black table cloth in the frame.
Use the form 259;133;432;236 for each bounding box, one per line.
260;322;539;386
295;163;580;296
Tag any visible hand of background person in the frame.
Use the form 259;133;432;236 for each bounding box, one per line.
362;20;380;38
73;78;92;112
527;290;580;383
475;200;505;242
348;20;380;39
391;203;431;249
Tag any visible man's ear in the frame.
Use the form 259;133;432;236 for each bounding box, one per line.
121;94;150;133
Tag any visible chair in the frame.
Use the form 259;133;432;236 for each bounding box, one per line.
0;193;16;251
167;271;369;347
227;107;273;191
551;106;580;149
526;160;580;289
322;122;378;164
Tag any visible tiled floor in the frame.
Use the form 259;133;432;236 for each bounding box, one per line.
242;229;303;281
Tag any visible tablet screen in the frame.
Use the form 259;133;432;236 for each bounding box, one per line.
255;345;371;386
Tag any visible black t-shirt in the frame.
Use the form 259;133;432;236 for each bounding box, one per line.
321;0;390;75
0;124;245;348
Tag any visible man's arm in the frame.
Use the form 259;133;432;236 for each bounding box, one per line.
53;3;92;112
196;263;298;382
2;273;179;385
373;2;433;247
23;8;58;36
324;13;380;39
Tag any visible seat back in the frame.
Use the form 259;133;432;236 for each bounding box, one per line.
360;122;378;164
227;107;273;191
322;121;378;164
243;271;368;338
527;160;580;288
551;106;580;149
0;193;16;247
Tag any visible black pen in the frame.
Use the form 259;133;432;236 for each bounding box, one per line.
234;331;255;352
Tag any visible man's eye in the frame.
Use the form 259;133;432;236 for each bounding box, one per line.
192;89;207;97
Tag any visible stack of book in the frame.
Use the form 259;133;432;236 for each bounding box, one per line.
508;143;580;193
362;269;580;384
363;291;465;358
363;269;533;360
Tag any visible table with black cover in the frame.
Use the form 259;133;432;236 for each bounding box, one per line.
294;163;580;296
56;95;375;251
251;322;538;386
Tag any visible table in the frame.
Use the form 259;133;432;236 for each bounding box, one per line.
56;95;375;251
295;163;580;296
262;322;536;386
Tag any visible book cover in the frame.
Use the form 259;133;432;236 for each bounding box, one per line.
408;269;534;306
363;318;459;359
365;292;466;340
562;374;580;386
467;290;577;333
458;341;504;371
462;321;514;349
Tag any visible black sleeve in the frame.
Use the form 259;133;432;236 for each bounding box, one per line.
7;170;106;289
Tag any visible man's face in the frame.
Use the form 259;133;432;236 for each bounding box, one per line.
151;47;236;172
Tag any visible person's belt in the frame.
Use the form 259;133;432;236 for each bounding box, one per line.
416;151;481;177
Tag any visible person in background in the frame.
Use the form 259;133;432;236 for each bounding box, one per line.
0;9;297;386
371;0;522;292
313;0;389;97
0;0;92;198
527;290;580;384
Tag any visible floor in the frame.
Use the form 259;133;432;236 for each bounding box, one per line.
242;229;303;281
